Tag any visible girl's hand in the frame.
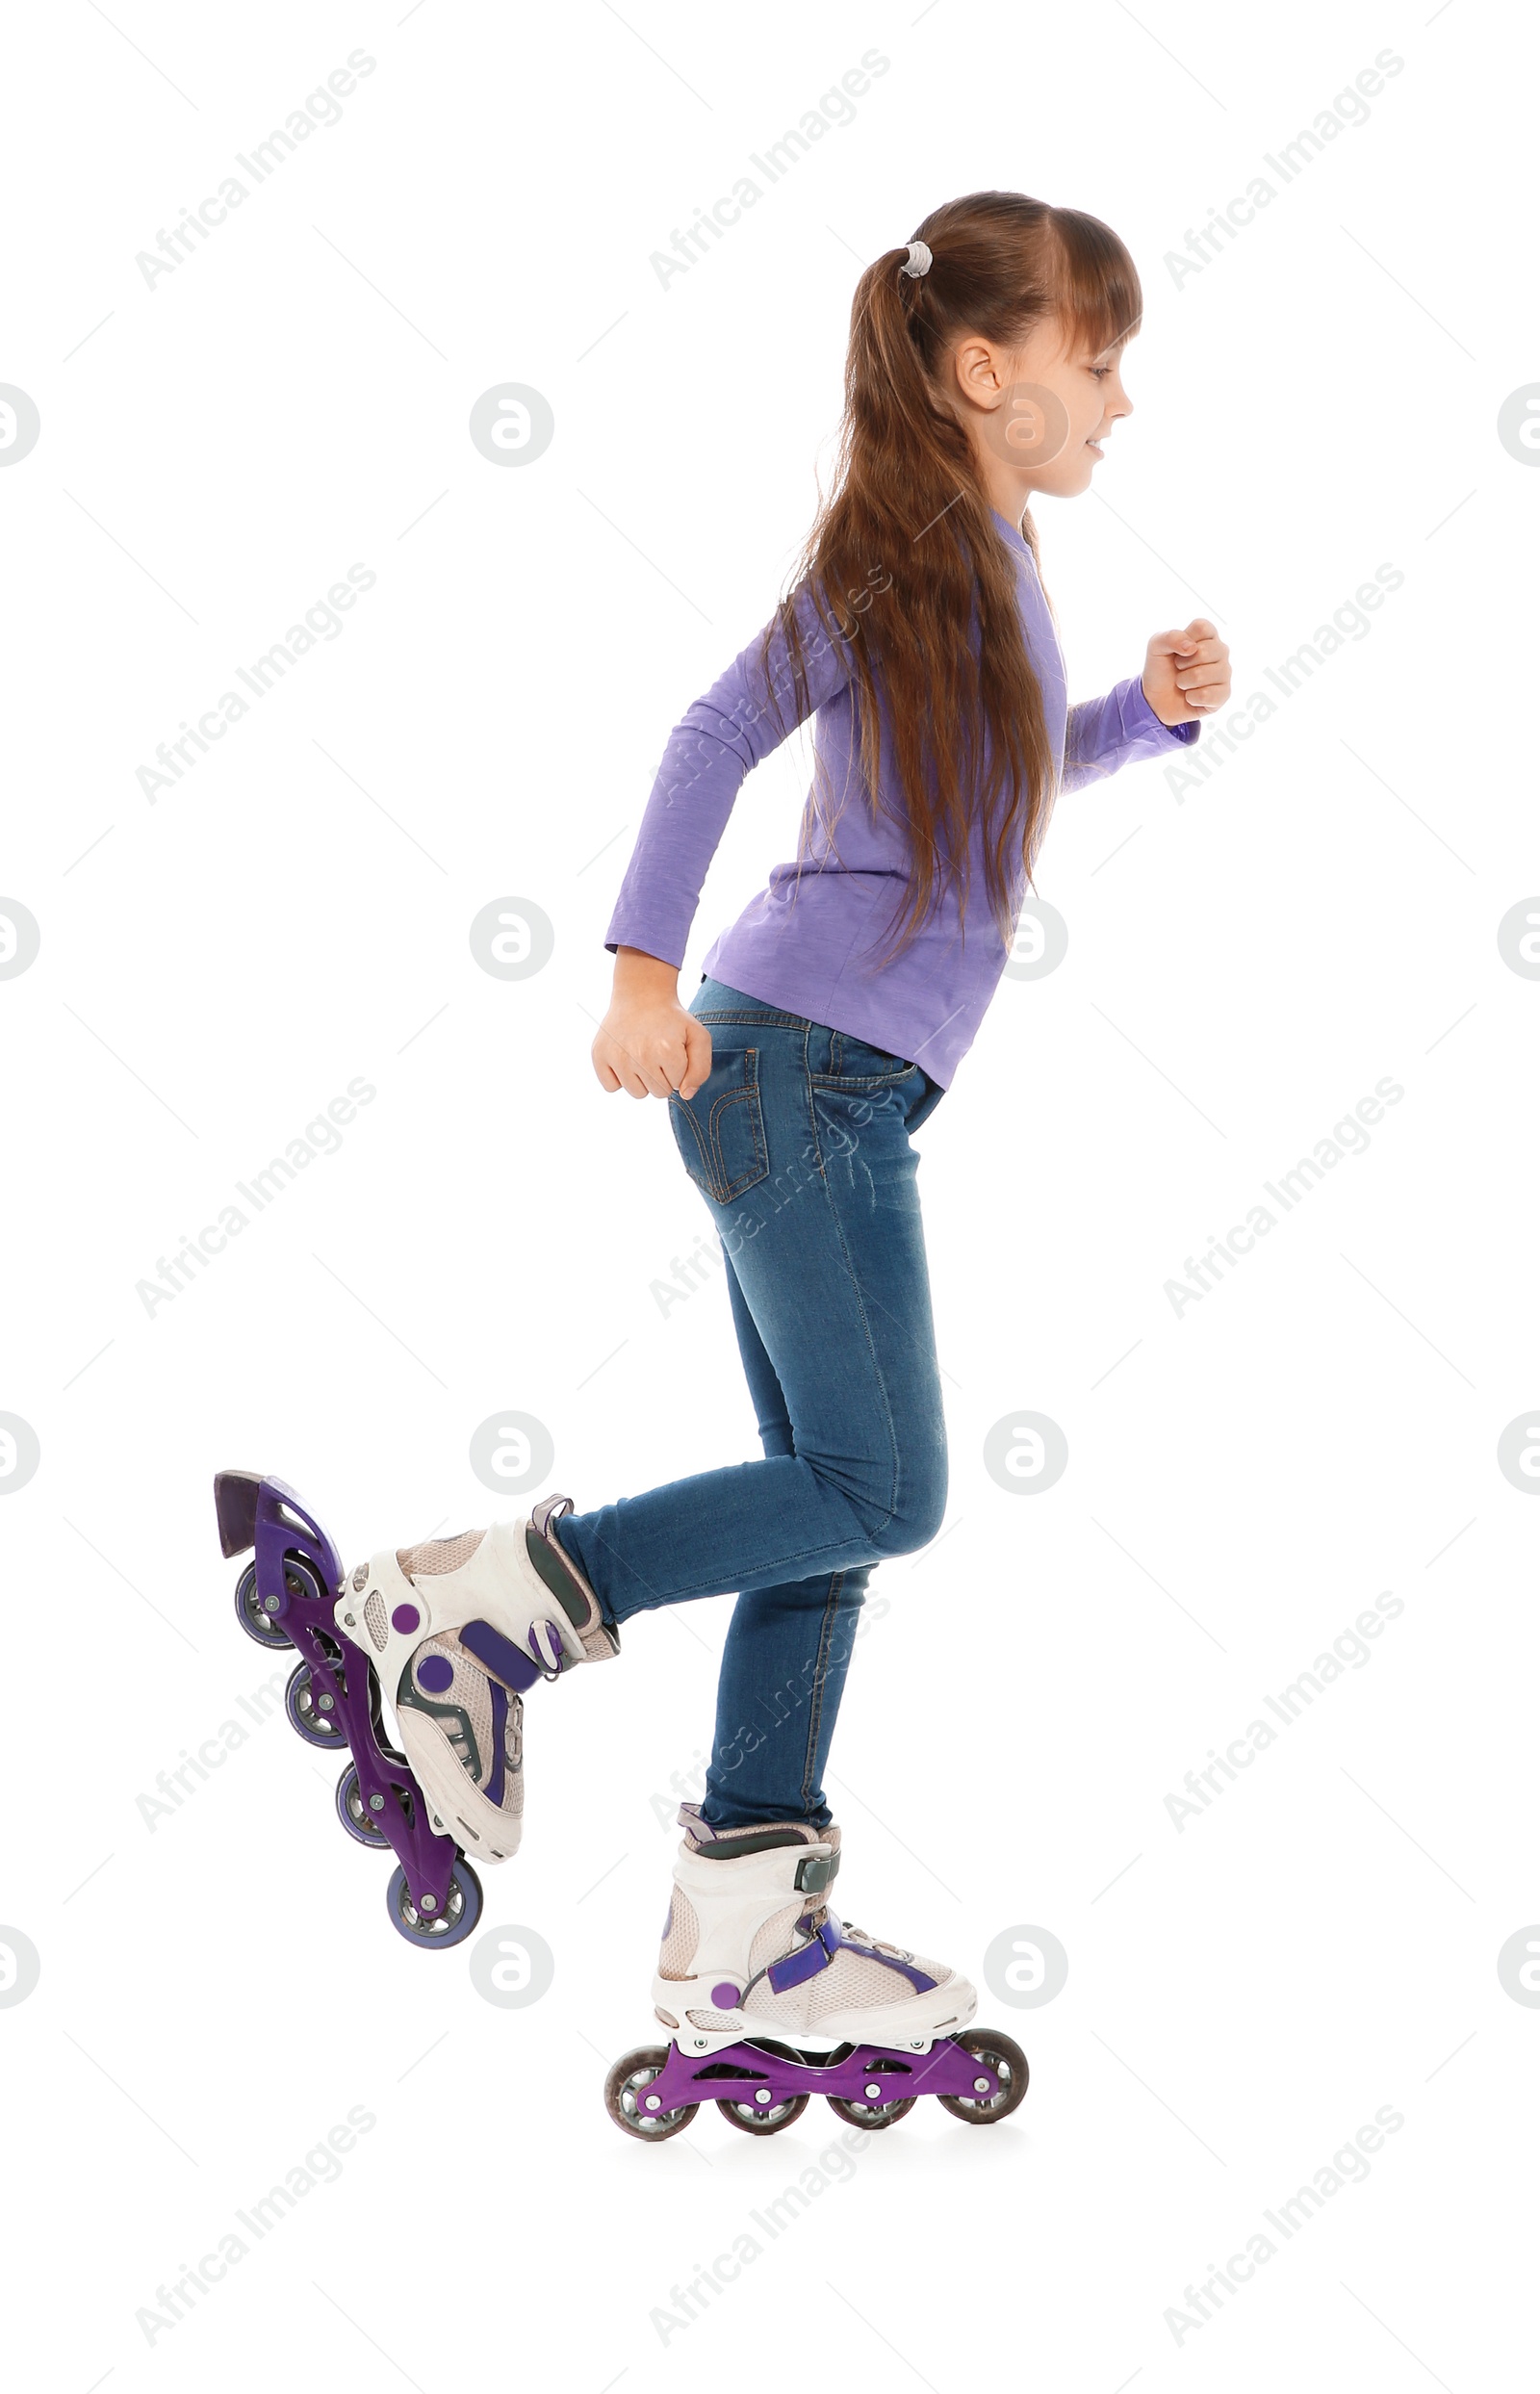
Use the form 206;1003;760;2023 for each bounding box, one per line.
593;999;711;1100
1142;619;1231;725
592;948;713;1100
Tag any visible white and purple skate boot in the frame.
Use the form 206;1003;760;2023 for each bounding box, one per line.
603;1804;1028;2140
355;1506;616;1871
216;1470;616;1949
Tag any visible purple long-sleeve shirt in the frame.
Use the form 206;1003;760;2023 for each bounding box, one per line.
605;506;1197;1088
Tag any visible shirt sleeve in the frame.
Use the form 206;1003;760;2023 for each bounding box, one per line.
1062;675;1199;793
604;580;856;967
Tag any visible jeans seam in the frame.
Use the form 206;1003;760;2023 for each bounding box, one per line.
804;1039;904;1536
809;1069;915;1088
693;1008;812;1031
800;1572;844;1812
672;1047;770;1204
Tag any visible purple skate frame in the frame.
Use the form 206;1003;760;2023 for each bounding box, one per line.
646;2038;1009;2113
216;1469;459;1920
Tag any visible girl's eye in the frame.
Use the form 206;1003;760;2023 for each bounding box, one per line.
1091;366;1113;380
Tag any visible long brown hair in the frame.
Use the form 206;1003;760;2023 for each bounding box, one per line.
765;190;1142;965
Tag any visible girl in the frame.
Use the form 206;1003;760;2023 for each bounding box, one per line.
272;190;1228;2075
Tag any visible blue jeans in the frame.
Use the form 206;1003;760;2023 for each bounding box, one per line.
554;977;947;1830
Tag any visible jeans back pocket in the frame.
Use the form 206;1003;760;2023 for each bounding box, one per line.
669;1044;770;1204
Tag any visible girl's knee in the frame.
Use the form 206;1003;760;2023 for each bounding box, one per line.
870;1452;947;1558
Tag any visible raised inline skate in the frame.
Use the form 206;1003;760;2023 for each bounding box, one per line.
216;1469;617;1948
604;1805;1028;2139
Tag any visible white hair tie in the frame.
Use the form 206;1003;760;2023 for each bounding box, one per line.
901;240;933;278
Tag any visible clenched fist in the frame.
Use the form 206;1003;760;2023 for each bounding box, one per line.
592;946;712;1100
1142;619;1231;726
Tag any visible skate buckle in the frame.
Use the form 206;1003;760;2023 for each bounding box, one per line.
529;1618;566;1680
765;1915;841;1995
793;1849;839;1894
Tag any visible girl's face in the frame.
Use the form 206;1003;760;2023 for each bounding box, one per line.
947;312;1134;512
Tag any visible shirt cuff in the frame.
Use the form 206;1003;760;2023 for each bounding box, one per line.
604;915;687;970
1130;674;1199;745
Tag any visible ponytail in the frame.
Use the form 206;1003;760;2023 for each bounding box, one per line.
763;190;1142;965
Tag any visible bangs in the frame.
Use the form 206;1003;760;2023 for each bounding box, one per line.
1044;205;1142;356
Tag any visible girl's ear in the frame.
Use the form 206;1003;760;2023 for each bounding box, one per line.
952;337;1007;408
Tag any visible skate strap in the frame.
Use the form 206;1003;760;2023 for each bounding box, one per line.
524;1510;591;1630
485;1679;509;1807
460;1617;545;1693
764;1908;938;1997
680;1816;841;1886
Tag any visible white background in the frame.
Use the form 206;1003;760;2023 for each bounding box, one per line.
1;2;1534;2387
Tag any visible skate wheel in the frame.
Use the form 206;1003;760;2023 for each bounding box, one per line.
715;2040;808;2136
336;1763;390;1847
937;2028;1029;2125
603;2046;697;2143
827;2091;917;2132
284;1656;347;1748
233;1560;294;1651
384;1861;482;1951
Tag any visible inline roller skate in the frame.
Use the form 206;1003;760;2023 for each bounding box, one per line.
216;1469;617;1949
604;1805;1028;2139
